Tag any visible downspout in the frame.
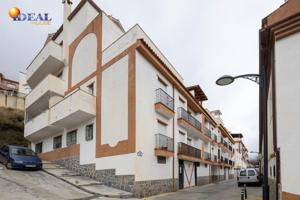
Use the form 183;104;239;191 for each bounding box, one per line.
271;31;280;200
172;84;175;191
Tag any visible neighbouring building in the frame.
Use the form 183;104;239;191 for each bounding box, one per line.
24;0;243;197
0;73;25;110
259;0;300;199
231;133;249;170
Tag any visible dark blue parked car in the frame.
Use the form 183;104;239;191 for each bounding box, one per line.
0;145;42;170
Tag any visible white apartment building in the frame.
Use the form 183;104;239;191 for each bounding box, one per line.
259;0;300;199
24;0;239;197
231;133;249;170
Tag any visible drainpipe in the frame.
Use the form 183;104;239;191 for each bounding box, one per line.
172;84;175;191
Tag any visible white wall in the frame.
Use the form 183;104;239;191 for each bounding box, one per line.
101;56;128;147
275;32;300;195
71;33;97;86
102;14;124;50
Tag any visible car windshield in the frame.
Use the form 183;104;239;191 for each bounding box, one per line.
11;147;36;156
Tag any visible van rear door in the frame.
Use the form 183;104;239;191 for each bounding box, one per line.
239;169;248;183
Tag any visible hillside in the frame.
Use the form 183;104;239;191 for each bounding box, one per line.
0;107;29;147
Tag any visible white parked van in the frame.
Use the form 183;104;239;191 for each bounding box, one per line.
237;168;262;186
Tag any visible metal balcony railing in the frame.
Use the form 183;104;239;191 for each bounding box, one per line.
178;142;201;159
213;155;218;162
204;127;212;138
204;152;211;161
221;156;224;162
155;88;174;111
213;134;218;142
225;158;229;164
155;134;174;152
223;141;228;148
177;107;201;130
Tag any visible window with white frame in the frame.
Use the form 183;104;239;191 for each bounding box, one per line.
157;120;167;135
87;82;94;95
85;124;93;141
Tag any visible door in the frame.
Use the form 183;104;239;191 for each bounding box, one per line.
239;169;248;183
179;160;184;189
247;169;257;183
194;163;198;186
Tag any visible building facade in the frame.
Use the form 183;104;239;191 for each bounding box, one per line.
259;0;300;199
24;0;245;197
0;73;25;110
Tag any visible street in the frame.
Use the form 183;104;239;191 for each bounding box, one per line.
148;180;262;200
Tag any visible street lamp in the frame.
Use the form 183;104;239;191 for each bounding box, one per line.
216;73;269;200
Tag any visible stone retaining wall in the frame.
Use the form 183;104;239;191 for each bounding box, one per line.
54;156;177;197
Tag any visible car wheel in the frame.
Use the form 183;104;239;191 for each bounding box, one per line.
5;160;12;169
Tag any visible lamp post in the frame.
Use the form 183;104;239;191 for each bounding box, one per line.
216;73;269;200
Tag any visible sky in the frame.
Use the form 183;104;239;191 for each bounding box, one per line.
0;0;283;155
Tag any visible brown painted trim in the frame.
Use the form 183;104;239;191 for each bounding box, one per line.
155;149;174;157
178;154;201;163
65;70;97;95
38;144;80;161
95;48;136;158
282;191;300;200
68;14;102;91
102;42;138;72
155;103;175;119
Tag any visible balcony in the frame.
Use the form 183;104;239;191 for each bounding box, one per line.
224;158;229;164
27;41;64;88
24;110;63;141
204;152;211;161
50;89;96;128
204;127;212;139
25;75;66;116
155;134;174;157
178;142;201;162
213;155;218;162
212;134;218;143
177;107;201;137
155;89;174;119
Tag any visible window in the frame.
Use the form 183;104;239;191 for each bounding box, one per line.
248;170;256;176
270;166;272;177
158;76;168;91
273;165;276;178
67;130;77;146
240;170;246;176
35;142;43;154
87;82;94;95
86;124;94;141
157;156;166;164
157;120;167;134
53;135;62;149
187;138;192;146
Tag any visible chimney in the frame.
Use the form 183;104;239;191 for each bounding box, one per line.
62;0;72;64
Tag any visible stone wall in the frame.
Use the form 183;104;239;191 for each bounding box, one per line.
54;156;177;197
134;179;178;198
269;178;277;200
197;176;210;186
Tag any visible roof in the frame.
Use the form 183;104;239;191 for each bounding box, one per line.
263;0;300;27
187;85;208;102
52;0;125;42
231;133;244;138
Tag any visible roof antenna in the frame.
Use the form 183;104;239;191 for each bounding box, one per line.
62;0;73;5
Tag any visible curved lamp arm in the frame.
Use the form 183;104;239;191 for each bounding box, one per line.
234;74;260;85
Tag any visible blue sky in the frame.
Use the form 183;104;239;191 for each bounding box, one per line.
0;0;284;154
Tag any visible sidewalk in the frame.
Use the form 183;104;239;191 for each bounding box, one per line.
42;162;137;199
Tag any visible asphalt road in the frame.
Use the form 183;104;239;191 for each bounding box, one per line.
148;180;262;200
0;164;92;200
